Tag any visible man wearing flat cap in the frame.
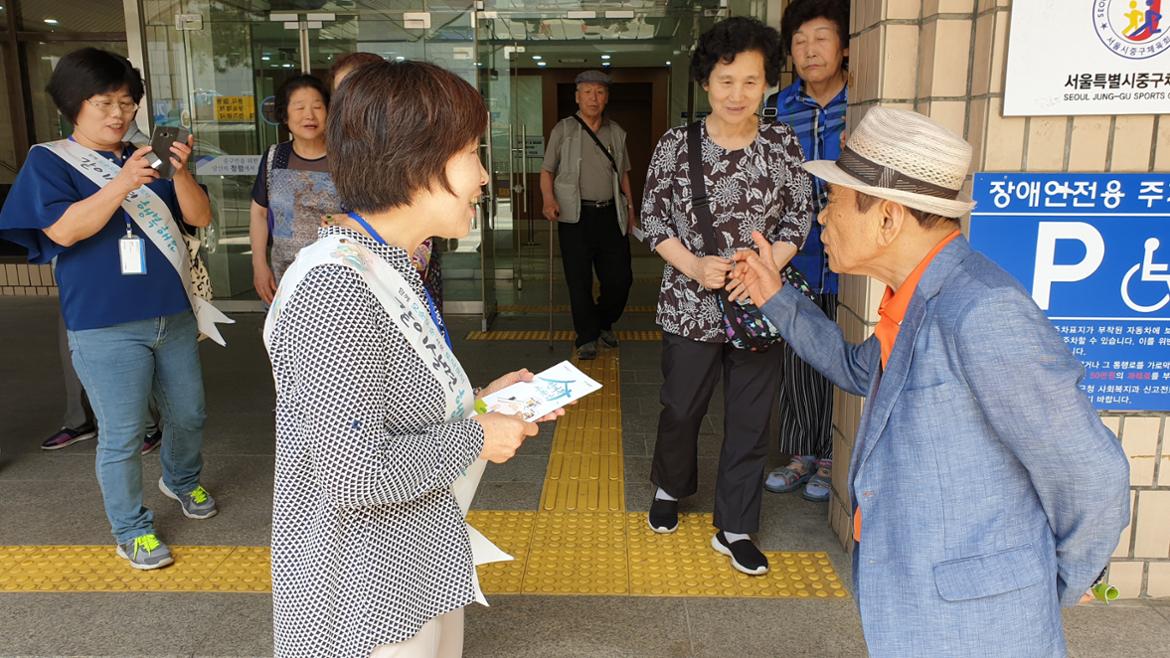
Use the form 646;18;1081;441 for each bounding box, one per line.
728;107;1129;657
540;70;635;360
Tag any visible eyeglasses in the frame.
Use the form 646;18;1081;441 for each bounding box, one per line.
86;98;139;115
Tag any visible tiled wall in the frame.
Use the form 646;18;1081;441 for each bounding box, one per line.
828;0;1169;599
0;263;57;297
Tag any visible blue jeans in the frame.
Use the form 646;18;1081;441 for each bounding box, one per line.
68;311;207;544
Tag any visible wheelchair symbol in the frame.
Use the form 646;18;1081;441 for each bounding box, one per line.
1121;238;1170;313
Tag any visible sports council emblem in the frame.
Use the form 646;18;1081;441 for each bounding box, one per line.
1094;0;1170;59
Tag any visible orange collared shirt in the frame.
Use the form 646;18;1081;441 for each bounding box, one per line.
853;229;961;543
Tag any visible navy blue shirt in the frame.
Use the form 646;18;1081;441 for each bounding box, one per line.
0;143;193;331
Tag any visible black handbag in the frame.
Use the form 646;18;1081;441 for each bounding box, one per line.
686;121;815;351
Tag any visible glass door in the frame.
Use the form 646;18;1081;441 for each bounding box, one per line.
475;18;521;327
140;1;485;316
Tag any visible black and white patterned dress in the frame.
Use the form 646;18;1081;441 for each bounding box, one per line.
640;120;814;342
266;226;485;657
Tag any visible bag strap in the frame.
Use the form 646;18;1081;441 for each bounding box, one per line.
687;120;718;257
265;143;277;197
572;114;618;173
688;121;782;350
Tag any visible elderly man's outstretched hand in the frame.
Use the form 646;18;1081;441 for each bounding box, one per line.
727;231;786;305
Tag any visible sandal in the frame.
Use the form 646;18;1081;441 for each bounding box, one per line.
802;459;832;502
764;455;817;493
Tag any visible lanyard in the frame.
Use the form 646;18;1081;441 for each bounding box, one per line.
347;210;451;349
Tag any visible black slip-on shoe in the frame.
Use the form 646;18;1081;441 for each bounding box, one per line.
648;498;679;533
711;531;769;575
576;341;598;360
599;329;620;348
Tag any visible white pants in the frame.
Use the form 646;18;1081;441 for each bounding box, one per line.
369;609;464;658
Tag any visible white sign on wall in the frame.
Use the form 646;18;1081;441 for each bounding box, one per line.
194;155;263;177
1004;0;1170;116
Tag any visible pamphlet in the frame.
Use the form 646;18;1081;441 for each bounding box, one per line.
474;360;602;421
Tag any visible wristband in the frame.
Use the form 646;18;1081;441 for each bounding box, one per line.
1091;581;1119;603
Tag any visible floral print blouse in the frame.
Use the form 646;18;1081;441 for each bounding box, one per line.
640;120;815;342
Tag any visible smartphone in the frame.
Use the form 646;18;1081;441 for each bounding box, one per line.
147;126;189;179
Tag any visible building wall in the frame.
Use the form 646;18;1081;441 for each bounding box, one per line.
0;263;56;296
829;0;1169;600
0;48;17;187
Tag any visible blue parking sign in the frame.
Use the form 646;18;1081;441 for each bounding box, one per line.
970;173;1170;411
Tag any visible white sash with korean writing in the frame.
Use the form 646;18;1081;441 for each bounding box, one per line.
37;139;234;346
262;233;509;605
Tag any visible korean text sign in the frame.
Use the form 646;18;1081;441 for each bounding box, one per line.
970;173;1170;411
1004;0;1170;116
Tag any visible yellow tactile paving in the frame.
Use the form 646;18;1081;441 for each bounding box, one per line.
497;304;655;314
0;514;846;598
525;274;662;284
539;351;625;513
1;333;847;600
523;512;629;595
465;330;660;342
467;510;535;594
626;513;848;599
207;546;272;592
0;545;257;593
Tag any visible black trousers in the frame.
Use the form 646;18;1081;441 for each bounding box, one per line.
650;332;783;534
776;292;838;460
557;203;633;347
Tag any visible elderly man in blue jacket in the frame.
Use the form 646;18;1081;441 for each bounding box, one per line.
727;106;1130;658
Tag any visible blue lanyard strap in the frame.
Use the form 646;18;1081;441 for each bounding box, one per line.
348;210;450;348
347;210;386;244
424;288;452;350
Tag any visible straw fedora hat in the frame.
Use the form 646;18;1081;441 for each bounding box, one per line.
803;107;975;218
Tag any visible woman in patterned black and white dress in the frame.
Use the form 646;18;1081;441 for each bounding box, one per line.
264;61;563;658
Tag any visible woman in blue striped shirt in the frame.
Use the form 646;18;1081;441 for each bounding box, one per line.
764;0;850;503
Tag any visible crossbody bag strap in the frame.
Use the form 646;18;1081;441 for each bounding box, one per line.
572;115;618;173
265;143;277;197
686;121;769;349
686;121;717;255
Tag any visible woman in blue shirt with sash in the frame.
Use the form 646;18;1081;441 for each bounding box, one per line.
0;48;218;570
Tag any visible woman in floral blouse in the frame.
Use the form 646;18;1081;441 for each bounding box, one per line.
640;17;814;576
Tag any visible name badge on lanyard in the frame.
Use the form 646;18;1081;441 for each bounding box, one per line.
119;221;147;275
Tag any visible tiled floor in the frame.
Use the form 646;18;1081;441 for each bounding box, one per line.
0;292;1166;657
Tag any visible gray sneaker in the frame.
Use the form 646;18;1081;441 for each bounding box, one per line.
599;329;620;348
116;533;174;570
576;341;598;360
158;477;218;519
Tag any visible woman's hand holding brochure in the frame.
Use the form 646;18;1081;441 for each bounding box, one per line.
475;361;601;422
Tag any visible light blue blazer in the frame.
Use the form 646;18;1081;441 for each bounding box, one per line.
760;237;1130;658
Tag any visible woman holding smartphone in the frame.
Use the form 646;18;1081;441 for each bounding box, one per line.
0;48;217;570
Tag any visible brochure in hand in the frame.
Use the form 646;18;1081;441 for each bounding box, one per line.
474;360;602;421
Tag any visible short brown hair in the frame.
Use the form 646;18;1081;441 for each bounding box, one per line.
328;60;487;213
854;190;956;229
329;51;383;89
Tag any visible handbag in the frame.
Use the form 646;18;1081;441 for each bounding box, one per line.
685;121;815;351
